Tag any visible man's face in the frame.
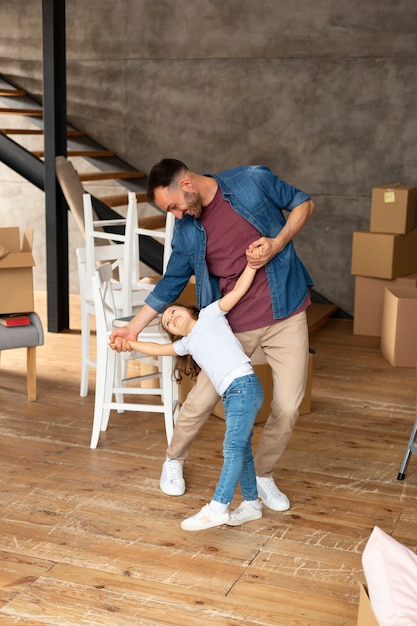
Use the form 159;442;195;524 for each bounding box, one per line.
154;185;203;220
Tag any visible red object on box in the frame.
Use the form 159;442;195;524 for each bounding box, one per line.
0;314;30;327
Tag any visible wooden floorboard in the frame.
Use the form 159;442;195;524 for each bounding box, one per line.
0;292;416;625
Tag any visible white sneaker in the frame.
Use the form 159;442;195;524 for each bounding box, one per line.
160;459;185;496
181;503;230;531
256;476;290;511
227;501;262;526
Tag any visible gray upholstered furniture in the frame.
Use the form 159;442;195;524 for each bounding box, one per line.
0;312;44;400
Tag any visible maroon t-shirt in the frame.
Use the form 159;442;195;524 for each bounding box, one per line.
200;187;275;332
200;187;310;333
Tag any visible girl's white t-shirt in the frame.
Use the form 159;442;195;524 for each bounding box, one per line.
172;301;253;396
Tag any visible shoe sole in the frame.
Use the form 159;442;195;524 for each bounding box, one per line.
226;511;262;526
258;495;290;512
181;519;229;531
160;482;186;496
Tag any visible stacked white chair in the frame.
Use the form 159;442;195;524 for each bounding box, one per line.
76;192;174;396
90;262;178;448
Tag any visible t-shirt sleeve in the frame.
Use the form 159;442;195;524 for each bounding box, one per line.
172;338;188;356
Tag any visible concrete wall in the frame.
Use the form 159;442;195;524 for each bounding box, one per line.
1;0;417;315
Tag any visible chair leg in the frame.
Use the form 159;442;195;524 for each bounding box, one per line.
80;311;91;397
27;346;37;401
90;342;115;448
161;355;175;445
397;416;417;480
101;348;116;433
115;353;126;411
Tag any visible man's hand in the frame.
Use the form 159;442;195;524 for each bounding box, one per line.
108;302;160;352
246;238;278;268
246;199;314;268
108;325;138;352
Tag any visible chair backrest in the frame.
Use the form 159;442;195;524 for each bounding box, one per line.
82;193;128;298
83;191;174;316
56;156;86;236
91;262;118;335
123;191;175;290
56;156;128;240
121;192;174;315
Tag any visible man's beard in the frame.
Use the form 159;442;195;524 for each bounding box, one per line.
183;191;203;218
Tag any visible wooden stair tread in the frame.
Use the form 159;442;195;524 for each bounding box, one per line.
98;192;149;206
307;303;338;336
79;170;145;182
0;88;26;96
0;107;43;116
138;215;167;230
0;128;84;136
33;149;114;158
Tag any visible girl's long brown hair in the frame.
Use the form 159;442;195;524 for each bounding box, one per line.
161;303;201;383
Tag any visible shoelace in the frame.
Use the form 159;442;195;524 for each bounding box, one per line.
234;503;254;519
259;478;281;496
166;461;182;482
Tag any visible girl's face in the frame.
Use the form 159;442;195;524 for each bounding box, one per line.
161;305;195;337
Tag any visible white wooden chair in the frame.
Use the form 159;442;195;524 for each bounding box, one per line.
77;192;174;397
122;191;175;313
90;262;178;448
83;192;157;317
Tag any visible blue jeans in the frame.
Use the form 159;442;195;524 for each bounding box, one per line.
213;373;264;505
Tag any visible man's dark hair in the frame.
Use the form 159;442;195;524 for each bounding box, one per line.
147;159;188;201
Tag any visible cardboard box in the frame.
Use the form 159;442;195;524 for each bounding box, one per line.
380;286;417;367
176;278;315;421
178;352;314;423
178;276;197;305
353;273;417;336
0;227;35;314
351;228;417;279
370;184;416;234
213;352;313;423
356;584;378;626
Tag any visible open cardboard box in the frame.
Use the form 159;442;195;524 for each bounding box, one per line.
0;227;35;314
356;585;378;626
380;286;417;367
212;350;313;423
353;273;417;337
176;275;313;420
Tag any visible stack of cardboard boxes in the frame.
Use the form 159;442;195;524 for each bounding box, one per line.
351;184;417;366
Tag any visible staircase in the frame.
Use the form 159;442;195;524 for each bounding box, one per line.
0;74;340;332
0;74;171;331
0;74;158;208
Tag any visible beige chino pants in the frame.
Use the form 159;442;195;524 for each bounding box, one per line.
166;310;309;477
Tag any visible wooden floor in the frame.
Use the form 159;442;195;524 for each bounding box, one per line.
0;293;416;625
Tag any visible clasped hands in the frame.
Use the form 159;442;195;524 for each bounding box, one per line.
246;237;277;268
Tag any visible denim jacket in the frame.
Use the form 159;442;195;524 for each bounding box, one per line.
146;165;313;320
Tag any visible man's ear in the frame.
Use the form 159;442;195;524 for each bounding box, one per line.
179;177;193;192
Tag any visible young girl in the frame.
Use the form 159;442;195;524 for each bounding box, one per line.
119;260;264;531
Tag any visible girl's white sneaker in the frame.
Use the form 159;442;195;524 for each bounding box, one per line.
227;501;262;526
181;503;230;531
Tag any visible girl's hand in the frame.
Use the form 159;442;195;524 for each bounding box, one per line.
246;243;265;260
246;238;277;268
108;326;138;352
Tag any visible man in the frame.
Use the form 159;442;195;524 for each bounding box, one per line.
110;159;314;521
